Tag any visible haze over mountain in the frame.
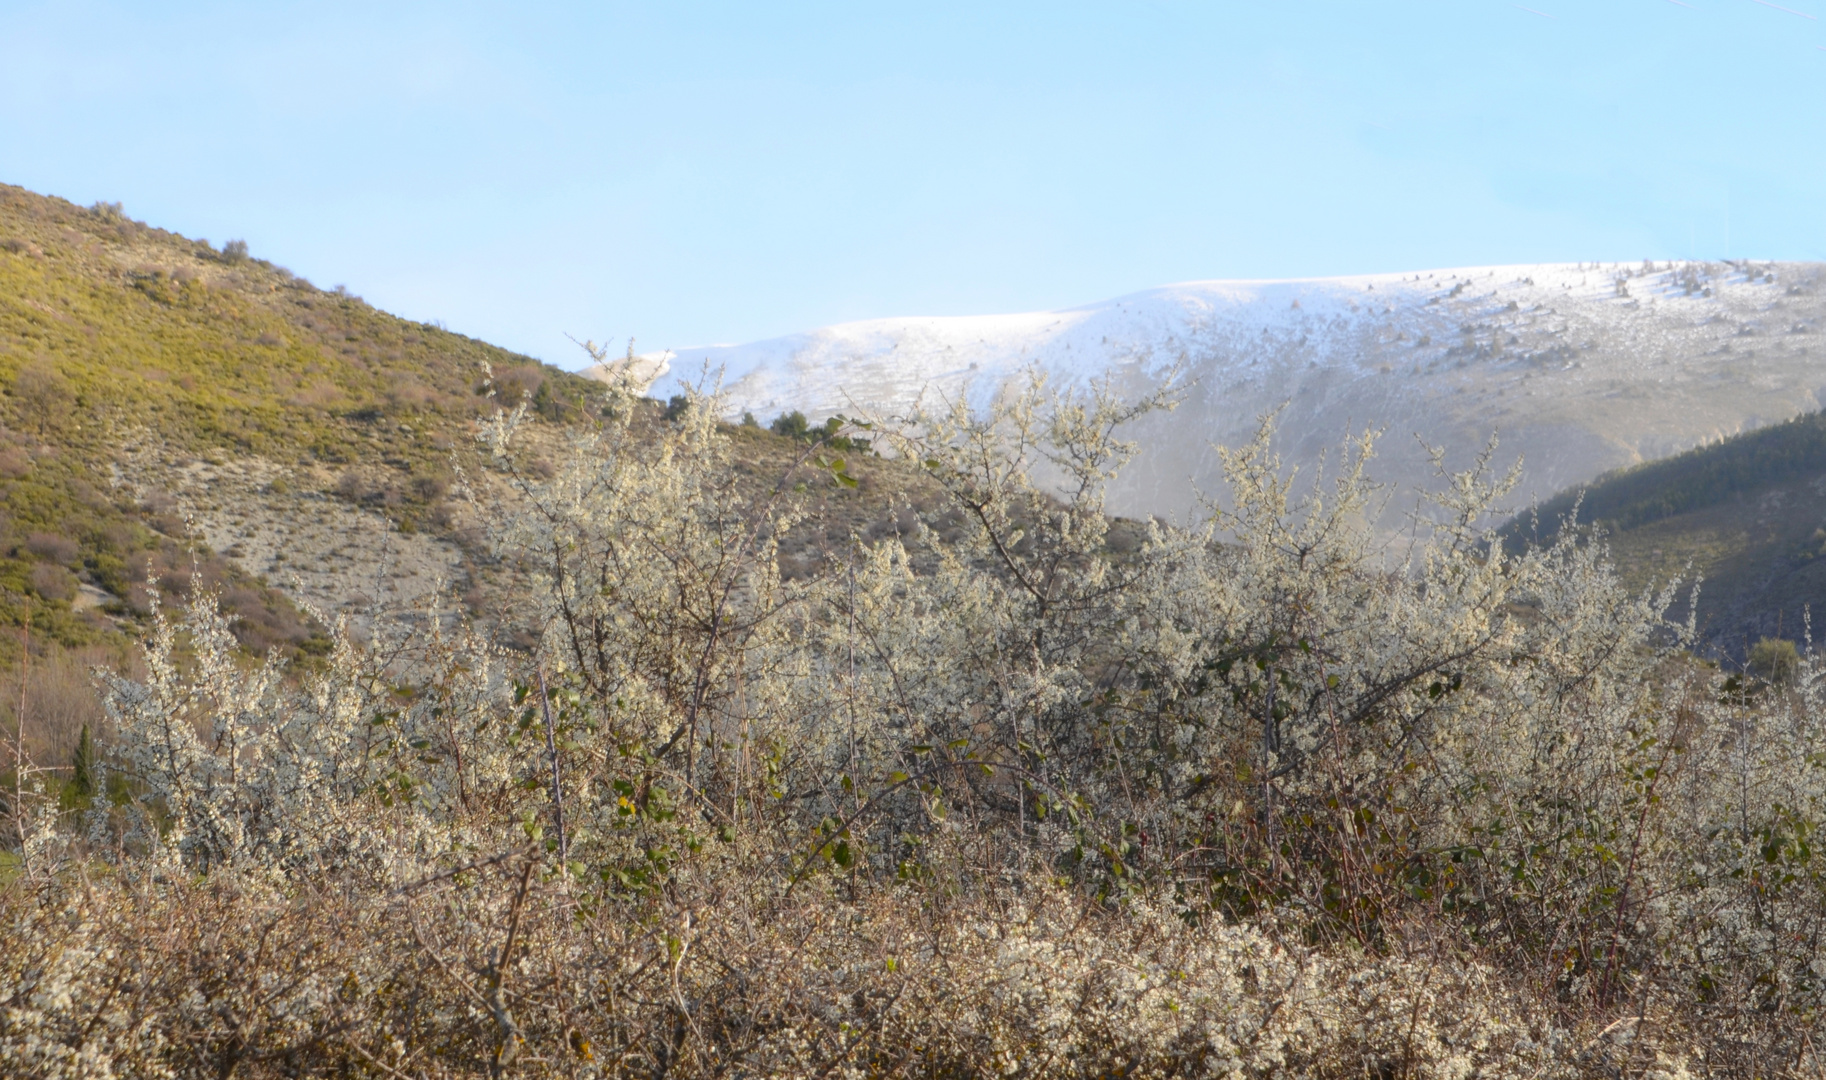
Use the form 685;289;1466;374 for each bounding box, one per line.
599;261;1826;528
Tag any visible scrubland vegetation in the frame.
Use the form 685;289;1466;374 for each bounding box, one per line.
6;179;1826;1078
5;362;1826;1077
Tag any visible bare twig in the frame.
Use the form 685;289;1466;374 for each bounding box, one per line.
537;666;568;867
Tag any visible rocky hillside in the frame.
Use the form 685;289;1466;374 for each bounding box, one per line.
0;183;623;764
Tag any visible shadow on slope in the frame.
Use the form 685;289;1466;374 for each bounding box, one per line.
1502;409;1826;658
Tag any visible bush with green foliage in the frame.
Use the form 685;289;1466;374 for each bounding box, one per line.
770;409;870;452
1750;636;1801;685
768;408;811;439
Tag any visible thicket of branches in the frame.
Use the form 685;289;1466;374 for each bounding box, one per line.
5;374;1826;1077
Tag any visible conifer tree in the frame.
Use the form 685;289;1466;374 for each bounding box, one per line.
67;723;94;805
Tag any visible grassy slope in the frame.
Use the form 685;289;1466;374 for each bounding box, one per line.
0;183;601;663
1502;409;1826;657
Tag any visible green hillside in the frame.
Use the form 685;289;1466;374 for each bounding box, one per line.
0;184;609;654
0;183;633;777
1502;409;1826;656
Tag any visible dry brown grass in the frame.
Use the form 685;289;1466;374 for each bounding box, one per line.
4;855;1617;1079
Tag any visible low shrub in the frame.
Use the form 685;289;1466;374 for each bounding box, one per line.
1750;635;1801;684
23;531;78;564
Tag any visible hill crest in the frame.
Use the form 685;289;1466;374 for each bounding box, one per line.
596;260;1826;528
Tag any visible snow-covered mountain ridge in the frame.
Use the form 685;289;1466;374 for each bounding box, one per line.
590;261;1826;524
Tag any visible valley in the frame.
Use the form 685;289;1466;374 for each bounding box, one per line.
9;181;1826;1075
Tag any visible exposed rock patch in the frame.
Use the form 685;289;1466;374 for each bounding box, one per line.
113;442;468;635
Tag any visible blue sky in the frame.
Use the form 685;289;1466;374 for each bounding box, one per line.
2;1;1823;366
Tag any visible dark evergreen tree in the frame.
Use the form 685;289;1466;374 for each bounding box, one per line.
69;722;95;804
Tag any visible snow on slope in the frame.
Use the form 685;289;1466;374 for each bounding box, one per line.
590;261;1826;526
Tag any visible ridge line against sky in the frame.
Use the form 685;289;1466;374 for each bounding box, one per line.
2;1;1823;367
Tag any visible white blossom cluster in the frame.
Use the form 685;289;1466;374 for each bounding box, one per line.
3;374;1824;1074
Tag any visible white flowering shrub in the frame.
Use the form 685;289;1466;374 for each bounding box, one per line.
3;373;1824;1075
94;588;523;881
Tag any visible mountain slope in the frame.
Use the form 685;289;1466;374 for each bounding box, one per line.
0;182;603;666
1504;409;1826;656
600;262;1826;526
